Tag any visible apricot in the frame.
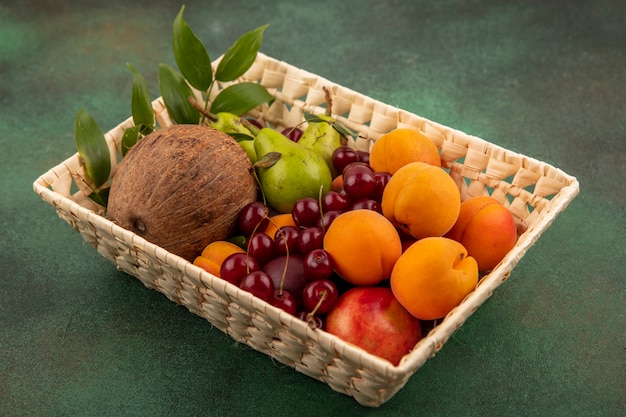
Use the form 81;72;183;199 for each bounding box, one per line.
382;162;461;239
193;240;245;277
390;237;479;320
331;175;344;192
323;209;402;286
445;196;518;272
263;213;297;240
370;128;441;174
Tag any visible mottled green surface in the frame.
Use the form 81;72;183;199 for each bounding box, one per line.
1;0;624;416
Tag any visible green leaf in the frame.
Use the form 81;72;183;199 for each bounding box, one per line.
227;235;247;250
88;188;109;207
121;125;141;156
254;152;281;169
215;24;269;82
229;132;255;142
139;123;155;136
127;63;154;129
172;5;213;91
210;82;273;116
332;121;357;138
303;112;327;124
303;111;357;137
158;63;200;124
74;109;111;189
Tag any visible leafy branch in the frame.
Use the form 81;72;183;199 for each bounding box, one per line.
73;5;273;208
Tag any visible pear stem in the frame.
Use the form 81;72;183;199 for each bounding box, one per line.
240;118;261;136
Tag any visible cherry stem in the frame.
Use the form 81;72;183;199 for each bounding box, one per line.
306;290;327;324
245;214;270;275
251;169;268;206
268;217;289;296
317;184;326;234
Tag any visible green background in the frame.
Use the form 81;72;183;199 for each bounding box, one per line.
1;0;624;416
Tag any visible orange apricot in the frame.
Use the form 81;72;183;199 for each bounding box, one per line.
445;196;518;272
323;209;402;286
382;162;461;239
370;128;441;174
193;240;245;277
331;175;344;192
263;213;297;240
390;237;479;320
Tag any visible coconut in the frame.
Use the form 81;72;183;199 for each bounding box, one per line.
107;124;257;261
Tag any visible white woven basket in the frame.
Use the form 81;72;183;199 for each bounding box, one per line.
33;53;579;407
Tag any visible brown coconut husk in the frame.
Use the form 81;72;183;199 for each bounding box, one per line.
107;124;257;261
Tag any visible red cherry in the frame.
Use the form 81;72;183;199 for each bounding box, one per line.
303;249;335;281
245;118;264;129
297;227;324;254
357;150;370;165
332;146;360;174
302;279;339;315
316;210;341;233
281;126;304;142
292;197;321;228
238;202;269;236
239;270;275;302
351;198;381;212
373;171;392;202
321;191;350;213
271;290;298;315
297;311;325;330
247;232;276;265
274;225;300;256
343;163;377;201
220;253;261;286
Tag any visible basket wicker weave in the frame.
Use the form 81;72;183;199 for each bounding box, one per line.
33;52;579;407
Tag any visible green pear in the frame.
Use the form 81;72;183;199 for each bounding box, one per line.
210;112;257;163
210;112;253;135
254;127;332;213
237;138;257;164
298;114;342;177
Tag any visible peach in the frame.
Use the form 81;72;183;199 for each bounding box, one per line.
382;162;461;239
325;287;422;366
193;240;245;277
390;237;479;320
445;196;518;272
369;128;441;174
323;209;402;286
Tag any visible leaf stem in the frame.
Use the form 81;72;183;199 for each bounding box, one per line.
188;96;216;122
201;81;215;124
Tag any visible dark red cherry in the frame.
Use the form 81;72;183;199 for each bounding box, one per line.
303;249;335;281
292;197;321;228
297;227;324;254
238;202;269;236
239;270;275;302
302;279;339;315
220;253;261;286
271;290;298;315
